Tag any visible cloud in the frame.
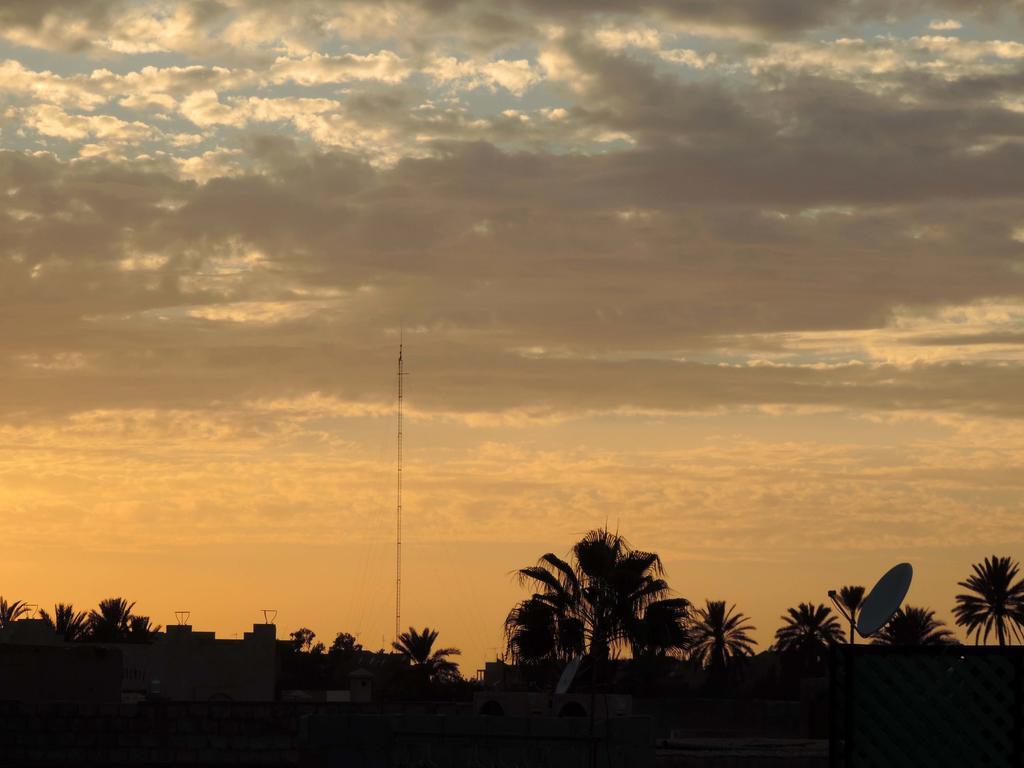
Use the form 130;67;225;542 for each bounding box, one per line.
173;147;245;183
2;137;1024;423
15;104;155;142
591;25;663;52
2;401;1023;559
747;35;1024;87
425;56;543;95
268;51;412;86
0;59;109;110
1;0;1022;64
178;91;340;129
659;48;717;69
0;59;256;118
0;8;1022;465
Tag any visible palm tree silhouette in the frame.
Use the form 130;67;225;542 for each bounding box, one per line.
127;615;161;642
506;594;585;663
953;556;1024;645
87;598;137;642
505;528;689;664
0;598;30;629
629;597;691;659
392;626;461;682
873;606;954;646
689;600;757;681
773;602;843;672
40;603;88;641
836;585;865;643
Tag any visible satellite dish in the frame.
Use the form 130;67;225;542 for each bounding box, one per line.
856;562;913;638
555;656;582;695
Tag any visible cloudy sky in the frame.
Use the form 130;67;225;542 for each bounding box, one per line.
3;0;1024;661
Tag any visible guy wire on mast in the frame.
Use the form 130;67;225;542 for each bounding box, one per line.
395;336;405;642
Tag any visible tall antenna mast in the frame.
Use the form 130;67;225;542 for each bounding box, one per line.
395;334;405;642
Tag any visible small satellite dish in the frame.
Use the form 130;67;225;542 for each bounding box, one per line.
555;656;582;695
856;562;913;638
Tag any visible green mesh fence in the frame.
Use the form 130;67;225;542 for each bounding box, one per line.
830;645;1024;767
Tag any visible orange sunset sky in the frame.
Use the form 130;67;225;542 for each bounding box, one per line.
3;0;1024;669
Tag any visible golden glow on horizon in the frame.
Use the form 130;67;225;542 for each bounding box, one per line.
3;407;1022;665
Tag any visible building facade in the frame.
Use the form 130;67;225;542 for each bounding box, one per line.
0;619;277;702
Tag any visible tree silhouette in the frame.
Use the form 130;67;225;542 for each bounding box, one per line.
278;627;329;689
127;615;161;642
505;528;689;664
953;556;1024;646
836;585;865;643
325;632;364;686
392;626;461;682
87;598;137;642
689;600;757;682
505;596;573;663
328;632;362;659
40;603;88;641
290;628;325;655
630;598;691;659
773;602;843;673
0;598;30;629
873;606;954;646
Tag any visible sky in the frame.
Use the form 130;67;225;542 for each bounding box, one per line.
2;0;1024;669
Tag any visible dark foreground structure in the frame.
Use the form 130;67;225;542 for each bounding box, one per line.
830;644;1024;767
14;628;1024;766
0;700;654;767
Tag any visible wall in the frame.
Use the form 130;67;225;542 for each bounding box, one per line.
633;698;805;740
304;713;655;768
0;702;654;768
0;644;122;703
0;619;277;703
0;700;305;766
472;691;634;718
115;623;277;701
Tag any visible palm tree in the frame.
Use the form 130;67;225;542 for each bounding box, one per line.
392;626;461;682
87;597;137;642
773;602;843;673
630;598;691;658
505;528;689;664
0;598;30;629
953;556;1024;646
689;600;758;680
127;615;161;642
835;585;865;644
40;603;88;641
873;606;954;646
505;595;580;663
